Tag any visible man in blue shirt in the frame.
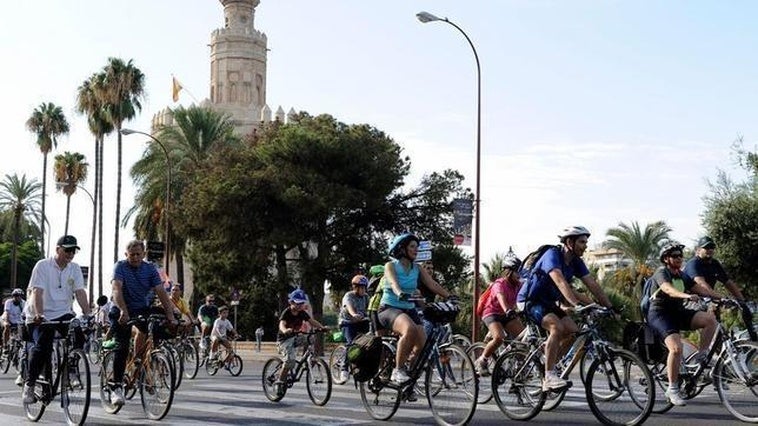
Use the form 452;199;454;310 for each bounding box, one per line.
517;226;612;391
107;240;176;407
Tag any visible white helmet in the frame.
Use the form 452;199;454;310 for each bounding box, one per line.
558;225;591;242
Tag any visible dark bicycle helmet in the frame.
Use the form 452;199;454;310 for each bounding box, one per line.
11;288;24;297
659;241;685;262
388;233;420;260
288;289;308;304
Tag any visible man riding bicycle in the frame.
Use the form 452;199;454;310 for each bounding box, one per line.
378;233;453;384
2;288;25;354
109;240;177;407
197;294;218;351
22;235;91;403
646;241;718;406
337;274;370;382
516;226;613;392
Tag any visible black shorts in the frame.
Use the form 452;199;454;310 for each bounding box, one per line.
377;305;422;330
482;312;517;327
646;306;698;340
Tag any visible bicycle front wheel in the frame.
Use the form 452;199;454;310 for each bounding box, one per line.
140;351;175;420
466;342;492;404
451;334;472;351
359;342;400;421
329;345;348;385
585;348;654;426
181;341;199;379
98;351;123;414
306;357;332;406
427;344;478;426
87;338;102;365
23;382;47;421
714;340;758;422
492;348;545;421
62;348;91;426
227;354;243;376
262;357;285;402
0;349;10;374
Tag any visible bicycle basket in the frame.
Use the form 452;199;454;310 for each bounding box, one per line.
423;301;460;324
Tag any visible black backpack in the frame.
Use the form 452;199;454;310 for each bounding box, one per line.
347;332;382;382
639;276;658;318
622;321;667;365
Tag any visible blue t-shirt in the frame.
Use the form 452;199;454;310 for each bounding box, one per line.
380;260;419;310
112;260;163;313
517;247;589;306
683;256;729;288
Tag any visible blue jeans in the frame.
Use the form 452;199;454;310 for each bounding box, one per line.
26;313;78;386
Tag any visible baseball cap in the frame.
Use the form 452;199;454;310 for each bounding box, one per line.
697;236;716;249
57;235;80;249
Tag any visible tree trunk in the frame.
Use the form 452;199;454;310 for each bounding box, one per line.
41;154;48;256
114;125;123;263
10;210;21;288
64;194;71;235
98;136;104;297
275;245;289;311
89;136;99;304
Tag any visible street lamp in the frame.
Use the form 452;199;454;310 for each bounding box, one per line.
57;182;96;306
120;128;172;277
417;11;483;341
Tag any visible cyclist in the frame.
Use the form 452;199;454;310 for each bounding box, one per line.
474;251;525;376
646;241;718;406
197;294;218;352
22;235;91;404
337;274;370;381
2;288;25;354
169;284;194;336
378;233;453;384
275;289;327;393
516;226;613;392
209;306;238;363
109;239;177;407
684;236;756;341
95;295;114;346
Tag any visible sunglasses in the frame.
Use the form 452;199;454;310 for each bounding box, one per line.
669;253;683;259
63;247;78;254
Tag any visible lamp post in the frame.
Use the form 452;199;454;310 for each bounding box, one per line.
417;11;483;341
120;128;172;277
57;182;96;306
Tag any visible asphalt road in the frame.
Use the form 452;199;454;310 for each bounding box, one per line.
0;356;745;425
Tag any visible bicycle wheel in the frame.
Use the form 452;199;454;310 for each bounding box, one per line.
426;344;478;426
579;348;595;385
647;361;674;414
181;341;199;379
585;348;653;426
226;354;243;376
62;348;91;426
492;348;545;421
262;357;286;402
206;357;219;376
23;382;48;421
12;343;23;374
162;345;182;390
306;357;332;406
0;349;10;374
451;334;472;351
714;340;758;422
140;351;175;420
329;345;348;385
99;351;123;414
359;342;401;421
87;338;102;365
466;342;492;404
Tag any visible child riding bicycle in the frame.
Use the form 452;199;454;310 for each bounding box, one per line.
276;289;326;392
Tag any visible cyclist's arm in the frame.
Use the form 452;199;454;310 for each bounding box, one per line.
308;318;325;329
578;274;612;308
31;287;44;321
723;278;745;301
659;280;696;300
418;266;451;299
383;261;404;297
74;288;91;316
547;269;581;306
279;319;292;335
690;276;722;298
154;285;176;322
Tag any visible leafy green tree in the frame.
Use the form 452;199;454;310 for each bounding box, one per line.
0;240;42;293
76;72;114;298
98;57;145;262
26;102;70;254
0;174;43;287
702;139;758;297
53;152;89;235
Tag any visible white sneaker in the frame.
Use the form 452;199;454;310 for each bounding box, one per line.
665;388;687;406
15;374;23;387
475;357;490;377
390;367;411;384
542;373;571;391
339;371;349;382
110;387;125;406
22;384;35;404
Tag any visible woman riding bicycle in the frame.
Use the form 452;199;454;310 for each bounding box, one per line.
378;233;453;384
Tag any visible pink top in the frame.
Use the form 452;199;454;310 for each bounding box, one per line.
481;277;521;319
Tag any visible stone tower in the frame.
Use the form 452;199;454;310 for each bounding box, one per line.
209;0;267;136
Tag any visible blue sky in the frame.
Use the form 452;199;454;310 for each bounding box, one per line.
1;1;756;273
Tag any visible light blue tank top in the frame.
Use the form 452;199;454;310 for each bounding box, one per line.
380;260;419;310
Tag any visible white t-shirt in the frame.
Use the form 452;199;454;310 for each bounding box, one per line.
211;317;234;339
3;298;24;324
25;257;85;322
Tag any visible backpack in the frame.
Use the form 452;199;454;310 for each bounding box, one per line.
518;245;561;302
347;332;382;382
475;284;494;317
639;277;658;318
622;320;667;365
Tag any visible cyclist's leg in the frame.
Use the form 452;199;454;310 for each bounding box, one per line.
220;338;232;362
277;337;296;382
540;311;576;373
2;320;9;350
26;324;55;387
210;336;219;357
690;310;717;354
392;312;424;371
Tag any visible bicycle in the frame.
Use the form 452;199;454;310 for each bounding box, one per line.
329;319;370;385
646;297;758;421
262;329;332;406
21;318;92;426
359;300;478;426
175;332;200;379
83;321;105;366
491;304;654;426
0;324;24;374
204;335;243;376
99;314;176;420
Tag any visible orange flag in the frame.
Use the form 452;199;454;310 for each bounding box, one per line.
172;76;183;102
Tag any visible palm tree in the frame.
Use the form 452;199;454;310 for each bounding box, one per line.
98;57;145;262
25;102;70;255
76;73;114;299
482;252;507;284
0;174;43;287
53;152;89;235
126;106;237;285
603;220;671;297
